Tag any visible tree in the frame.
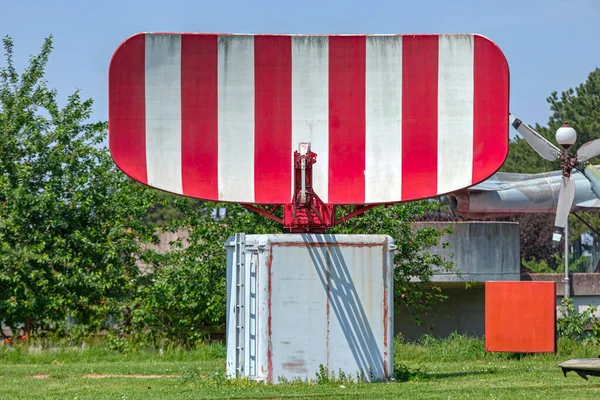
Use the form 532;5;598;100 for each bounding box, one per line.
0;36;160;338
511;213;557;270
142;190;201;228
130;202;283;347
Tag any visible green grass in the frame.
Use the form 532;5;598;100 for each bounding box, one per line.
1;334;600;399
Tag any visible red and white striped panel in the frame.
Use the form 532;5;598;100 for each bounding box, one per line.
108;33;509;205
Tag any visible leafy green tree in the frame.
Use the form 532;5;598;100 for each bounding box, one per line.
0;36;160;338
142;190;201;228
544;68;600;150
130;203;282;347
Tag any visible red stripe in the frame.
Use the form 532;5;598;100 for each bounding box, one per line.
181;35;219;200
254;36;293;204
328;36;366;204
472;35;509;184
401;36;439;201
108;34;147;184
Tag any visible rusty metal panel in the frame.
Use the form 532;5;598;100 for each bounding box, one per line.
485;281;556;353
270;243;328;379
225;234;395;383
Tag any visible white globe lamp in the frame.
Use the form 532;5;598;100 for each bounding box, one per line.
556;122;577;149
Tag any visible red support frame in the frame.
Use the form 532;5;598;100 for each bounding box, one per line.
242;204;284;225
241;146;377;232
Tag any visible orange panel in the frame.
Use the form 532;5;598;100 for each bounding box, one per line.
485;281;556;353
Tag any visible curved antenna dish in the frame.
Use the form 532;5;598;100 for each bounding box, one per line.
108;32;510;232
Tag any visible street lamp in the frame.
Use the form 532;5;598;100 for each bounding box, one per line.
556;122;577;149
556;122;577;299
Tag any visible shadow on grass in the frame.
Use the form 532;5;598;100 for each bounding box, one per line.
395;363;496;382
424;370;497;379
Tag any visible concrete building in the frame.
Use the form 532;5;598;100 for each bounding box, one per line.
524;273;600;319
395;221;520;340
395;221;600;340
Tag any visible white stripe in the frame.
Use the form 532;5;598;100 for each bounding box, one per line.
218;36;255;202
145;34;183;194
437;35;474;193
365;36;403;203
291;36;329;203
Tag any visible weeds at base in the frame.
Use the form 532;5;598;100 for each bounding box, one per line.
178;363;429;387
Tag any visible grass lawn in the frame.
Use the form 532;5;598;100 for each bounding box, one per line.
1;335;600;399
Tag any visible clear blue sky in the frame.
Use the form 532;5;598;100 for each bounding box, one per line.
2;0;599;137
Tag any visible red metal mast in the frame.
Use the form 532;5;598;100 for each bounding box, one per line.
242;143;376;232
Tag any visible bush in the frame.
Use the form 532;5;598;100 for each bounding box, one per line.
556;298;599;343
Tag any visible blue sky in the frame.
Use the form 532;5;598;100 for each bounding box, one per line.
2;0;599;137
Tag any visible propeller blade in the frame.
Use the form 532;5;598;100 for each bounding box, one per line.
577;139;600;162
510;114;561;161
552;176;575;243
581;164;600;199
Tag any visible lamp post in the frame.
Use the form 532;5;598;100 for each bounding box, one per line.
556;122;577;299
